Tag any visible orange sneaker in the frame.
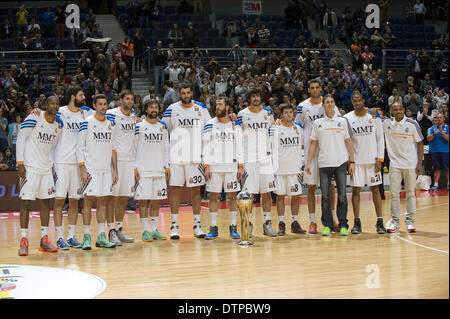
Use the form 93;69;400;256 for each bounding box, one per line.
18;237;29;256
308;222;318;234
39;235;57;252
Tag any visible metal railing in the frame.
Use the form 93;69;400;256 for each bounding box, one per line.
382;48;450;74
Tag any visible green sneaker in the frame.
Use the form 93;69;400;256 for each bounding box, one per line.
340;227;349;236
142;230;153;242
151;229;167;240
322;226;331;236
82;234;92;250
96;232;116;248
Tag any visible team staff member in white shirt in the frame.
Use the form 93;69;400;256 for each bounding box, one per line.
77;94;119;249
383;102;424;233
345;92;387;234
306;94;355;236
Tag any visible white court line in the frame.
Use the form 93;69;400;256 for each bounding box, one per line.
388;202;449;255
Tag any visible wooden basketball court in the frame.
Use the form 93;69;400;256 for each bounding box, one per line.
0;190;448;299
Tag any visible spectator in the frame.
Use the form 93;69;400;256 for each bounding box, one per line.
340;81;353;111
7;113;21;155
0;111;8;153
436;60;448;89
1;18;14;40
413;0;427;25
183;21;197;49
16;5;29;35
177;0;190;14
329;51;344;70
383;26;398;48
17;35;30;51
138;0;150;29
213;74;228;97
163;81;179;107
388;87;403;108
257;23;271;48
312;0;325;31
427;112;449;190
30;33;44;51
223;21;240;47
323;7;337;44
419;73;436;95
118;70;133;91
94;54;109;83
91;23;103;39
152;41;167;94
54;6;66;48
122;36;135;76
150;5;162;29
228;44;244;66
310;53;323;77
85;8;96;31
294;34;308;49
352;49;364;72
370;29;388;48
404;86;422;116
26;18;40;37
368;84;387;111
2;148;16;170
165;62;185;83
133;28;150;72
168;23;183;48
433;89;449;110
41;7;55;38
244;26;258;48
76;21;91;47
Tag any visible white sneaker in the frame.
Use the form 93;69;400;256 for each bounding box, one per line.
193;224;206;238
406;222;416;233
170;224;180;240
386;220;400;233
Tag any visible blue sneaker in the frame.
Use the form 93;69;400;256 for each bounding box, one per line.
429;185;439;191
229;224;240;239
205;225;218;240
67;236;82;248
57;238;70;250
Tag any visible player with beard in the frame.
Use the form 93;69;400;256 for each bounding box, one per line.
105;90;137;246
345;92;387;234
203;96;244;240
17;96;63;256
162;83;211;239
134;99;169;241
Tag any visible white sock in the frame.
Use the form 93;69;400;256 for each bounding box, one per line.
98;222;105;235
68;225;76;239
21;228;28;238
434;182;438;186
41;226;48;237
140;218;149;232
116;221;123;230
150;216;158;231
264;212;271;222
210;212;217;226
171;214;178;225
309;213;316;223
83;225;91;235
230;211;238;225
249;213;253;223
194;214;201;225
56;226;64;240
279;215;284;223
292;215;298;222
108;223;115;231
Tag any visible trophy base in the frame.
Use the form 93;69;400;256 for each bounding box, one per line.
238;240;254;246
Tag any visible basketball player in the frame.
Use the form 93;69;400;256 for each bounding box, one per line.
295;80;339;234
383;102;424;233
134;99;168;241
237;88;277;237
345;92;387;234
76;94;119;249
17;96;63;256
202;96;243;240
271;104;306;235
105;90;136;245
162;83;211;239
52;86;94;250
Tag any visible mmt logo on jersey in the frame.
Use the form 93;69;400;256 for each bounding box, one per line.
280;136;301;146
144;133;163;141
121;123;136;132
352;126;374;135
38;132;57;143
214;132;236;140
67;122;80;131
93;132;112;141
178;118;201;127
247;122;269;130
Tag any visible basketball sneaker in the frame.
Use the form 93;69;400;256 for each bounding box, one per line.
291;220;306;234
376;219;387;234
142;230;153;242
67;236;82;248
57;238;70;250
108;229;122;246
340;227;349;236
39;235;57;252
193;224;206;238
205;225;219;240
406;222;416;233
386;220;400;233
170;224;180;240
82;234;92;250
116;227;134;243
277;221;286;236
96;232;116;248
322;226;331;236
18;237;29;256
429;185;439;191
263;220;277;237
229;224;240;239
151;229;167;240
308;222;318;234
351;218;362;234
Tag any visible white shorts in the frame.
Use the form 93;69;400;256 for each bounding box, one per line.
112;160;135;197
53;163;82;199
241;161;276;194
169;163;206;187
20;168;55;201
207;172;240;193
275;174;303;196
351;164;382;187
304;154;320;185
135;176;167;200
81;170;113;197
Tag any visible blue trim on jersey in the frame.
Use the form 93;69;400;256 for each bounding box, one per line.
56;118;64;128
294;121;303;128
159;121;167;129
194;101;207;109
81;106;92;112
23;119;37;123
20;124;36;129
78;127;87;132
263;106;272;115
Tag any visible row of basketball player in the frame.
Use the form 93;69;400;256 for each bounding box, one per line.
15;80;432;256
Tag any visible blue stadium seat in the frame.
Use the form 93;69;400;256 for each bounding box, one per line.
61;38;73;49
405;40;415;49
273;36;283;47
155;29;165;39
404;24;414;32
44;37;56;49
207;29;219;37
405;32;415;39
424;25;435;33
201;21;210;29
268;21;278;29
0;8;9;16
128;28;136;37
415;25;425;32
276;29;287;38
215;38;226;47
197;29;207;37
2;39;14;50
143;28;153;38
164;6;175;14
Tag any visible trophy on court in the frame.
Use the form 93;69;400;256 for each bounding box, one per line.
237;191;253;246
